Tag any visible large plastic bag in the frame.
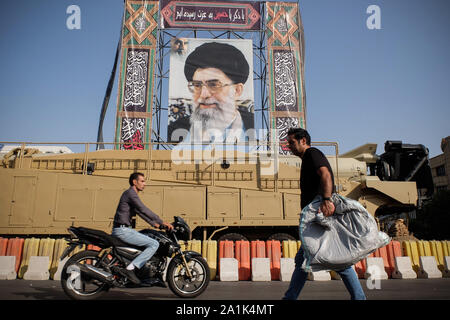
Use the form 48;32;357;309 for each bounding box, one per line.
299;193;390;272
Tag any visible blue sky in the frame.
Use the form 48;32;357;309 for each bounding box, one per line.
0;0;449;157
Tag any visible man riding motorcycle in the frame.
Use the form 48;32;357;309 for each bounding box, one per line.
112;172;173;285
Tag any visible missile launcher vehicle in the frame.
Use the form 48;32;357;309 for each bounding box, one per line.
0;140;433;241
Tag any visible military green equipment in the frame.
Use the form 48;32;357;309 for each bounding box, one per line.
0;140;426;241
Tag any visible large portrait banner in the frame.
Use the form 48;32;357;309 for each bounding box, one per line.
167;38;254;148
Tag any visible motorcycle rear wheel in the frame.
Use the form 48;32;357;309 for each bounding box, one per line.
61;250;110;300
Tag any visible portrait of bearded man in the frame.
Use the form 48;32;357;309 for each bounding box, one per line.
168;41;254;146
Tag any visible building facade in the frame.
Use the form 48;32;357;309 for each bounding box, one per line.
430;136;450;192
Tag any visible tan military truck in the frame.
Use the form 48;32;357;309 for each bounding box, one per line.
0;140;430;241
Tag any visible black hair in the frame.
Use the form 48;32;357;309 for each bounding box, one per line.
287;127;311;146
129;172;144;186
184;42;249;84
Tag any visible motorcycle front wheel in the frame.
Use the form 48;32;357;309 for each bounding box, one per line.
61;250;110;300
167;255;210;298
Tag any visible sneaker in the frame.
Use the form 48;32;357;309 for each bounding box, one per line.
118;268;141;284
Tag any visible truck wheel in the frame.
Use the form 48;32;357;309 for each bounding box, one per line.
267;233;297;241
217;233;248;242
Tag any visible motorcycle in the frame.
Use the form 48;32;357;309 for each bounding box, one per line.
60;216;210;300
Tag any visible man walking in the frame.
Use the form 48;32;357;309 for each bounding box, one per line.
283;128;366;300
112;172;173;284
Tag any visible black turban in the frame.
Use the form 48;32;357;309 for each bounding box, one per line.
184;42;250;84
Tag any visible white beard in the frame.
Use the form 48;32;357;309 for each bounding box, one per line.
190;91;237;142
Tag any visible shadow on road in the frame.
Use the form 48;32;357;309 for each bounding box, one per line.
11;284;177;300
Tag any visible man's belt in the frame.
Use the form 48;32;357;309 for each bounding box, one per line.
113;222;132;228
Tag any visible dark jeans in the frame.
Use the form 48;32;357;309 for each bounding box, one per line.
283;248;366;300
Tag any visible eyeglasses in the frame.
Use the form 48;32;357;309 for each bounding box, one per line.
187;80;233;94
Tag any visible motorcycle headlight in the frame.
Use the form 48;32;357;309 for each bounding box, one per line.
168;244;177;256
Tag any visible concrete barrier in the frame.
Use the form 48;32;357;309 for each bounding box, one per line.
202;240;217;281
365;257;388;280
251;258;271;281
235;241;250;281
219;240;234;277
282;241;297;258
52;257;69;281
418;241;432;257
0;256;17;280
430;241;445;272
443;241;450;257
0;238;8;255
402;241;420;273
188;240;202;254
330;270;342;280
18;238;40;279
38;238;55;269
308;270;331;281
219;241;234;259
219;258;239;281
266;240;281;280
23;256;50;280
279;258;295;282
178;240;187;252
392;256;417;279
418;256;442;279
6;238;24;273
443;256;450;278
354;260;365;279
386;241;402;277
50;239;68;279
251;241;266;259
374;246;391;277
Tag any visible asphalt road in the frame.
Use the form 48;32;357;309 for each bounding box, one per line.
0;278;449;300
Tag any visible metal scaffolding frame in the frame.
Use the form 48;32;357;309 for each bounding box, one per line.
151;4;271;150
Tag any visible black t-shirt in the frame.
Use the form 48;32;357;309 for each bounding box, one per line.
300;147;335;208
